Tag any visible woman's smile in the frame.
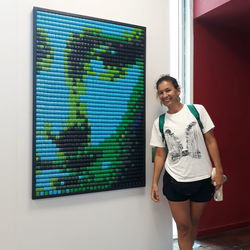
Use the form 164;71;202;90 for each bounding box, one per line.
157;80;180;107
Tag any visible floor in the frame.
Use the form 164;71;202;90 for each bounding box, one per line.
173;226;250;250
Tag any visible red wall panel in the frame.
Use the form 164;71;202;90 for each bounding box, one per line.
194;19;250;236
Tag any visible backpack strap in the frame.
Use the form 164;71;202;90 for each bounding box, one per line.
159;113;166;143
159;113;168;156
157;105;204;155
187;104;204;131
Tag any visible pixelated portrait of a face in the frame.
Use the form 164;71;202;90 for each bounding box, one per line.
33;8;146;198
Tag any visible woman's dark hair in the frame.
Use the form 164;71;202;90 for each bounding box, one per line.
156;75;180;89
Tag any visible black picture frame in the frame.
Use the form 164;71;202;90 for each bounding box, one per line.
32;7;146;199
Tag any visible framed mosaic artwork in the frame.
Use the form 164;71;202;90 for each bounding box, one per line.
32;7;146;199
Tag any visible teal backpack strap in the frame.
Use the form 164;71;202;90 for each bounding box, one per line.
159;113;168;153
152;113;167;163
153;106;203;163
159;113;166;143
187;104;204;131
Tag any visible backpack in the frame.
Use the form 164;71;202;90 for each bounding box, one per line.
152;104;204;162
159;104;203;143
157;104;204;158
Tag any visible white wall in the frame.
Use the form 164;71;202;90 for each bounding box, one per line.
0;0;172;250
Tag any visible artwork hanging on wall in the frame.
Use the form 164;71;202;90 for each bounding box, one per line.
32;7;146;199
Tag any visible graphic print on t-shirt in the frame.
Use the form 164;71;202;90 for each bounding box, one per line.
165;121;202;164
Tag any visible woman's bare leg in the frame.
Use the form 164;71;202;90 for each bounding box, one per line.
168;200;193;250
190;202;207;245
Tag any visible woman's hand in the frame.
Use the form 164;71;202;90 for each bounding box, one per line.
204;130;225;190
151;147;166;203
151;183;160;202
212;171;225;190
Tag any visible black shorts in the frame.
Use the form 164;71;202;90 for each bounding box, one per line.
163;171;215;202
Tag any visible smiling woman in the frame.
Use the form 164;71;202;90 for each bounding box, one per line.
156;75;182;111
150;74;224;250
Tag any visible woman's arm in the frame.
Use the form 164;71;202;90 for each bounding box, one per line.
151;147;166;202
204;129;224;188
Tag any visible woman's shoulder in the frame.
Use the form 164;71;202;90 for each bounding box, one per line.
192;104;212;118
152;112;168;126
192;104;206;112
192;104;204;108
152;115;160;124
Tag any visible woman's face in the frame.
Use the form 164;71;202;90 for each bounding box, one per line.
157;80;180;107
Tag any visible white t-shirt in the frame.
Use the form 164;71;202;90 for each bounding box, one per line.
150;104;215;182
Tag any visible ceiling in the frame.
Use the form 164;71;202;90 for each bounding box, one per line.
196;0;250;32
